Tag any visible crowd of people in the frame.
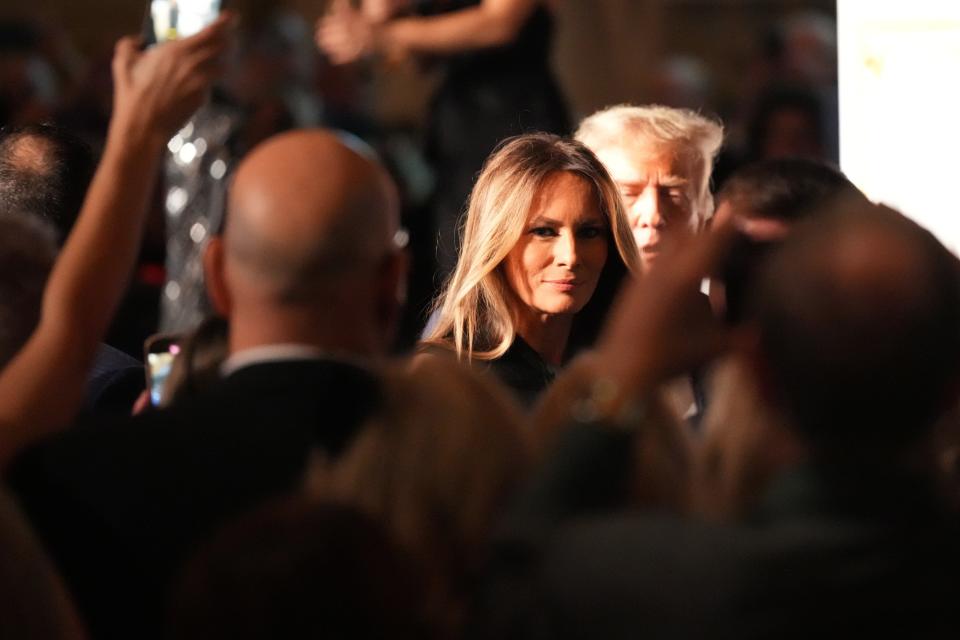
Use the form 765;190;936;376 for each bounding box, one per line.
1;4;958;640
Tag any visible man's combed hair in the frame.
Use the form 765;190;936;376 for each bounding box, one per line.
575;104;724;225
423;133;639;361
715;157;864;222
0;123;96;243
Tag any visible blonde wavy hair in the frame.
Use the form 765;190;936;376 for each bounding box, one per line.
423;133;639;361
575;104;724;227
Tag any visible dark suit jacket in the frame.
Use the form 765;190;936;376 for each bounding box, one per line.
9;358;381;639
82;343;145;418
476;424;960;640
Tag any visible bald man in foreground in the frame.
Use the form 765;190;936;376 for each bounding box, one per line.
10;130;408;639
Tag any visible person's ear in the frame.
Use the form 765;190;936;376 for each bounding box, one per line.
376;248;410;342
203;236;232;317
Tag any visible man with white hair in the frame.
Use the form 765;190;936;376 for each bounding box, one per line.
575;104;723;271
576;105;723;421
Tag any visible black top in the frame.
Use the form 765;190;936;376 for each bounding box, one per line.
9;358;382;640
421;335;556;409
419;0;555;76
482;335;557;409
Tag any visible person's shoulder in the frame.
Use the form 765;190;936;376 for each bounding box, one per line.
218;358;381;399
413;340;458;363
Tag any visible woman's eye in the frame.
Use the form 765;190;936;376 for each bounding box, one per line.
578;226;604;239
530;226;557;237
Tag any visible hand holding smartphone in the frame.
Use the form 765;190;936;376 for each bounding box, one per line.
144;0;224;46
144;333;181;407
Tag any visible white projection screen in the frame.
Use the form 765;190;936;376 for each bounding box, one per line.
837;0;960;254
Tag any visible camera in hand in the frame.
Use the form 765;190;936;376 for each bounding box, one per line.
144;0;223;45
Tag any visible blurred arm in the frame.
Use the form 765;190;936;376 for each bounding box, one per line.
0;17;233;466
318;0;539;64
385;0;538;54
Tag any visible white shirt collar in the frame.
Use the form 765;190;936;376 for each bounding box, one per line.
220;344;331;377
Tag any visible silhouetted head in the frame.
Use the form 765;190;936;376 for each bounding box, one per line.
713;157;868;324
0;123;96;243
170;499;432;640
751;204;960;458
0;211;57;368
715;157;862;225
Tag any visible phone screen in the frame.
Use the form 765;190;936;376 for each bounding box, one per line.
148;0;222;44
147;342;181;406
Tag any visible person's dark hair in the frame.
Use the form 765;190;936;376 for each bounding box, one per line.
168;498;433;640
716;157;863;222
716;158;869;324
752;204;960;456
0;212;57;368
0;123;97;243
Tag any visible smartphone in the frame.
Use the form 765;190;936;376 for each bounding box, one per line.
144;333;182;407
143;0;223;46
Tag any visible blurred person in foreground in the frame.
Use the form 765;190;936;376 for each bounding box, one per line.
0;215;83;640
0;14;232;639
0;484;84;640
0;15;233;466
9;123;409;637
476;202;960;639
169;499;433;640
695;157;869;520
310;355;529;637
0;122;146;416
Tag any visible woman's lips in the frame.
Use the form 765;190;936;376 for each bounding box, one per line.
641;244;662;262
544;279;580;291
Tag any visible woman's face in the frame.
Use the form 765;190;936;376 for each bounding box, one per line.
503;172;609;320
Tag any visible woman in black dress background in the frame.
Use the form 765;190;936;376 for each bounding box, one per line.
317;0;570;278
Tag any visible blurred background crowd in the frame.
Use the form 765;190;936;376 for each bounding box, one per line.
0;0;838;355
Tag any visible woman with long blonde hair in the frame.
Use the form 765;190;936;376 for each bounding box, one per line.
421;133;639;407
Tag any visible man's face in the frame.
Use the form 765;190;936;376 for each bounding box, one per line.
593;141;698;271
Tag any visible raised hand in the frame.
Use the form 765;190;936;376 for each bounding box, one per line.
316;0;377;65
111;13;234;145
0;17;234;465
361;0;411;23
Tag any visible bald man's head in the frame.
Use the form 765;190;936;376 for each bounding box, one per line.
752;204;960;453
222;129;400;305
